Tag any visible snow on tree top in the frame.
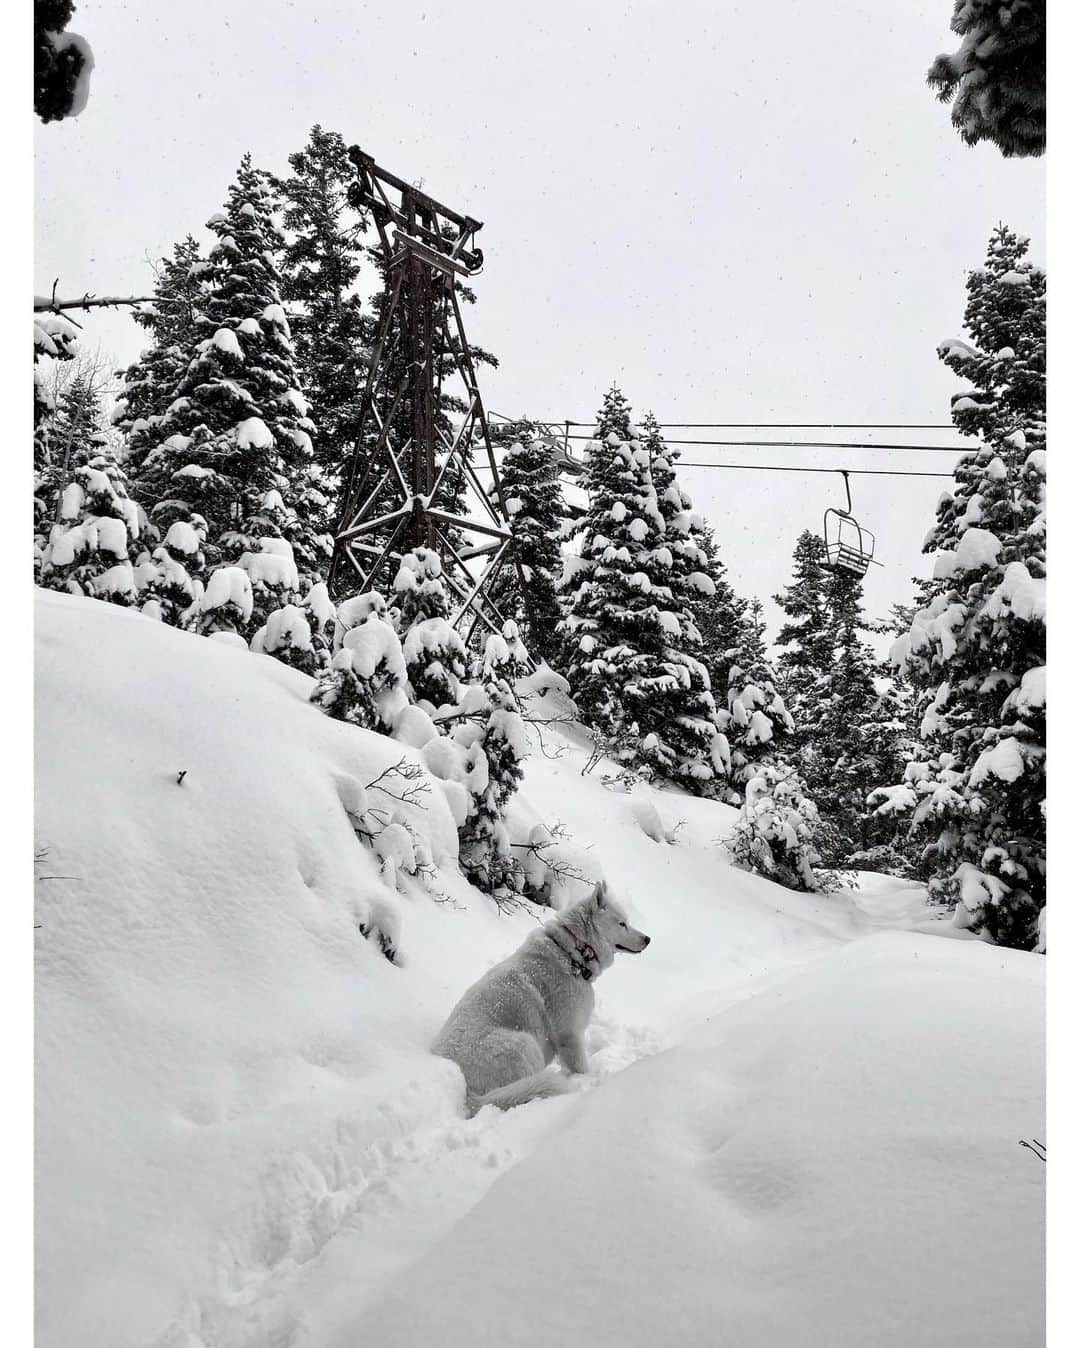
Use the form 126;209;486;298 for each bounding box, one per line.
202;567;254;621
303;581;336;628
969;736;1026;787
983;562;1045;624
237;417;274;450
999;271;1031;286
261;304;290;332
176;464;214;479
937;337;979;360
211;328;245;360
162;521;202;556
260;605;314;654
1007;665;1046;715
239;545;299;593
953;527;1002;572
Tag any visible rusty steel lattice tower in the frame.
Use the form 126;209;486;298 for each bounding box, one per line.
328;147;526;647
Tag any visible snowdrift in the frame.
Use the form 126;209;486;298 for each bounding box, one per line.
34;593;1045;1348
345;933;1044;1348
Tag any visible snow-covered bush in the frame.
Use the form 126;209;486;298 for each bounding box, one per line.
311;613;409;735
393;549;467;712
448;674;529;897
194;565;253;638
726;763;835;893
136;516;208;628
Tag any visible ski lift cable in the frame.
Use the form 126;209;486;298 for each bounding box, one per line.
472;460;952;479
485;412;966;454
562;421;957;431
674;462;952;478
562;435;966;453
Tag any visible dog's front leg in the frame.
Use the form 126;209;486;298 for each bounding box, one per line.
555;1033;589;1076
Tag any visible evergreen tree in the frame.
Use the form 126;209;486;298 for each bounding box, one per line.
594;383;633;440
35;0;92;123
638;413;729;790
392;548;468;712
39;450;144;606
274;126;370;489
488;426;565;662
690;523;747;698
115;236;207;479
129;155;332;591
928;0;1045;158
727;762;832;893
135;517;208;628
311;597;409;735
773;530;833;732
453;633;528;895
720;600;795;791
34;371;105;552
805;573;895;864
872;226;1045;948
558;392;726;789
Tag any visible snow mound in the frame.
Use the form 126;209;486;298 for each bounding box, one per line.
34;592;464;1347
33;593;1043;1348
348;934;1044;1348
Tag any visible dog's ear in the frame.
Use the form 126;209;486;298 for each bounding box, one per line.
593;880;607;908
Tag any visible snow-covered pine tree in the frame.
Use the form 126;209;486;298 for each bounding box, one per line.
727;762;831;893
114;236;206;479
35;0;93;122
805;572;894;865
452;629;529;894
135;516;208;628
392;548;468;714
487;425;565;662
928;0;1045;158
274;126;370;491
34;317;81;579
130;155;332;594
720;599;795;793
558;392;723;785
310;593;409;735
594;383;633;441
690;522;747;698
773;530;833;735
871;225;1046;948
34;365;99;565
638;412;729;791
39;449;143;606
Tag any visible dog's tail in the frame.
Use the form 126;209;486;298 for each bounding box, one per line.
469;1070;576;1115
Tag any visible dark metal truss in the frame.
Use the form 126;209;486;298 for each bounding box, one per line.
328;147;529;649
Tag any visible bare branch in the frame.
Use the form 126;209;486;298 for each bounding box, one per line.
364;756;431;807
34;293;158;314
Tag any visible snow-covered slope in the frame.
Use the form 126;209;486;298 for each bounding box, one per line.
34;593;1045;1348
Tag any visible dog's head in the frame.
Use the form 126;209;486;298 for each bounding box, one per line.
571;880;651;968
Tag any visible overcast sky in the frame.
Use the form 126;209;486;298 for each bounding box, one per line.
35;0;1045;640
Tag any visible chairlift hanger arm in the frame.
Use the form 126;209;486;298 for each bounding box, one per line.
347;146;484;273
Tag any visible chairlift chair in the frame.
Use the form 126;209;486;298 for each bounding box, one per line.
823;470;878;578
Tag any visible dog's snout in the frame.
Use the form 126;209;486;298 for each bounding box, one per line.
641;935;651;948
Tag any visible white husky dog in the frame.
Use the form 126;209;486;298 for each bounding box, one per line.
433;881;650;1114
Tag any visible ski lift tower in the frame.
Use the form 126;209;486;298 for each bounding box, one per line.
327;147;525;646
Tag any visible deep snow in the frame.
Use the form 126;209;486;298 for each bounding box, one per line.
34;592;1045;1348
